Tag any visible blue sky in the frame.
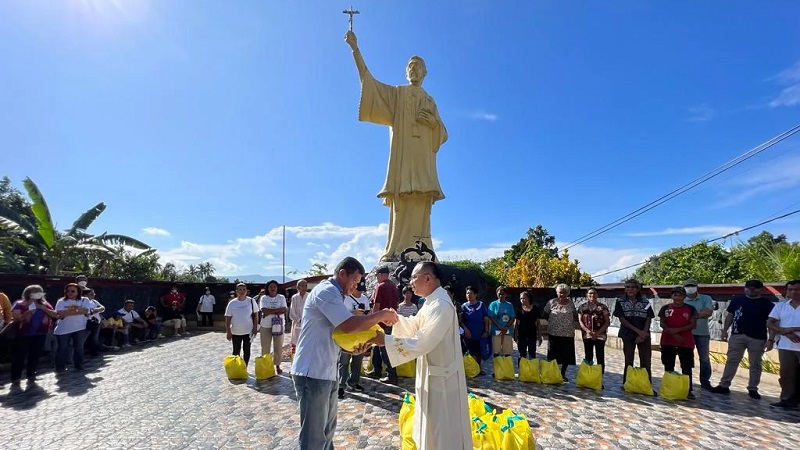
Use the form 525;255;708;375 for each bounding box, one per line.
2;1;799;282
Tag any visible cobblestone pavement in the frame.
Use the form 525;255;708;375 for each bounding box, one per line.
1;331;798;449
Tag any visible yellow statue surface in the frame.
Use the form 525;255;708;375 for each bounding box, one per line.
345;30;448;261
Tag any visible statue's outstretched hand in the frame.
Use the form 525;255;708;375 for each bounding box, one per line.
345;31;358;50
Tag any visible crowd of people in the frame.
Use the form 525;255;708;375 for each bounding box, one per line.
0;277;221;386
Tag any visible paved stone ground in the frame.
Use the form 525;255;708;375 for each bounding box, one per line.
1;331;798;449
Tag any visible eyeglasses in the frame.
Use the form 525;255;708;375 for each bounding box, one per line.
410;273;430;280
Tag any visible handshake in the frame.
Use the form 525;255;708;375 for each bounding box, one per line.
375;308;399;326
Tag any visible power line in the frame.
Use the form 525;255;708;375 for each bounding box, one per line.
563;123;800;250
592;207;800;278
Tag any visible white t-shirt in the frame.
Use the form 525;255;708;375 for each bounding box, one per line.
54;298;93;335
117;308;141;324
259;294;287;326
225;297;258;335
769;300;800;352
344;294;371;313
87;299;104;321
198;294;216;313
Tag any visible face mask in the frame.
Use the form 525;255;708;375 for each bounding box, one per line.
684;286;697;295
30;292;44;300
78;281;87;287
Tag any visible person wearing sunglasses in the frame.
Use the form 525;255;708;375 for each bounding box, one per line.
53;283;92;373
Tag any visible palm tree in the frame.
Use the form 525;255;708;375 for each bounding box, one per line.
0;177;151;275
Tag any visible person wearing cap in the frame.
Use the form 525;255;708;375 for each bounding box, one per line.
117;300;148;347
337;279;372;398
658;286;699;399
682;278;715;390
367;265;399;383
197;287;216;327
710;280;775;399
766;279;800;408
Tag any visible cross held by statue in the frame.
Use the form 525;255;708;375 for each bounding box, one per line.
343;6;359;31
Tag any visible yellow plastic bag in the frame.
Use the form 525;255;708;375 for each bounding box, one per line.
467;392;489;418
493;356;515;381
332;324;382;353
224;355;248;380
539;359;564;385
464;354;481;378
397;359;416;378
500;414;534;450
659;371;690;400
575;360;603;390
623;366;654;396
518;358;541;383
472;422;500;450
255;354;276;380
399;392;417;450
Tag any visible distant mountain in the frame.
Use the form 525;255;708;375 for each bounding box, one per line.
223;274;295;283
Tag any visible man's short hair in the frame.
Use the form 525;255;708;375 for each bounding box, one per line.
415;261;441;280
376;266;391;275
403;286;413;295
334;257;365;276
465;285;476;293
785;280;800;288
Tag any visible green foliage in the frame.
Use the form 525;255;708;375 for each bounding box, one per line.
441;259;501;288
633;242;741;285
484;225;594;288
0;176;152;276
633;231;800;284
306;262;330;276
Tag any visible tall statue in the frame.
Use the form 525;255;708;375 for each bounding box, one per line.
345;30;448;262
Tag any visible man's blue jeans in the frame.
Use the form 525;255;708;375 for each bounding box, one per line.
694;334;712;386
292;375;338;450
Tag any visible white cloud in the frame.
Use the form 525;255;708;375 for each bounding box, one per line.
142;227;170;236
769;60;800;107
714;154;800;207
626;225;740;238
563;243;656;284
686;104;717;122
468;110;498;122
438;246;507;262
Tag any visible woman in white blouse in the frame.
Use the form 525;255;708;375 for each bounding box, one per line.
260;280;288;374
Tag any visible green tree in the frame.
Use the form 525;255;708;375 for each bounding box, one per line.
633;242;740;285
0;177;151;275
441;259;501;288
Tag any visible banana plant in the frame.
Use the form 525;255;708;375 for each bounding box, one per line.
0;177;151;275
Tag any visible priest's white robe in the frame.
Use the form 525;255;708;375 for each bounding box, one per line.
385;286;471;450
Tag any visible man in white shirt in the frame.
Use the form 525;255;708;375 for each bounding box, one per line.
197;287;216;327
375;262;471;450
117;300;148;346
291;257;398;450
767;279;800;408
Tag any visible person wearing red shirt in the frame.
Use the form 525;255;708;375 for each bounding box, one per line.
659;286;699;399
367;266;399;383
161;287;186;312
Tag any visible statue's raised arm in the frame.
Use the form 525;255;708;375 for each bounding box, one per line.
345;31;369;80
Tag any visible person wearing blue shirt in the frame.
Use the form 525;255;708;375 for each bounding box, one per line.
682;278;715;389
461;286;490;374
291;257;398;450
488;286;516;357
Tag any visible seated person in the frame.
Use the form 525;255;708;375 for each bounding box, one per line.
142;306;160;340
118;300;148;346
162;301;188;336
100;313;126;348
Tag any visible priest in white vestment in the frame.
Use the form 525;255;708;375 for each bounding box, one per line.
378;261;471;450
